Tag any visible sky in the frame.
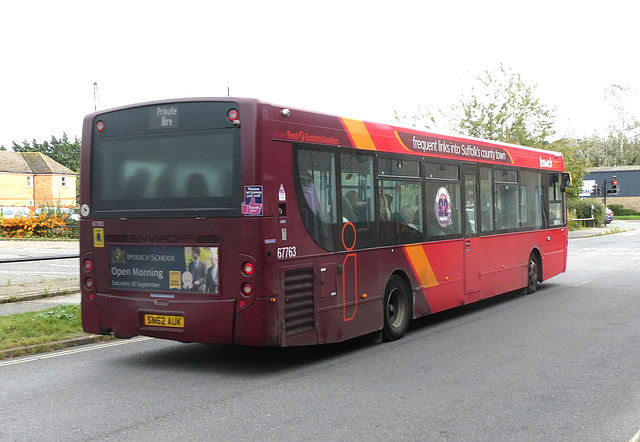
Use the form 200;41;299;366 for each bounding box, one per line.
1;0;639;149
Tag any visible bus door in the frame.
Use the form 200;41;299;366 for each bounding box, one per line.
462;165;481;296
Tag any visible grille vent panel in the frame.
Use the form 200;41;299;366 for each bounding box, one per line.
284;267;315;337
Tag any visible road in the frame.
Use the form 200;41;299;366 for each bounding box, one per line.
1;225;640;441
0;240;78;285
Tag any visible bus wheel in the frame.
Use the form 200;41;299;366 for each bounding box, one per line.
525;253;540;294
383;276;411;341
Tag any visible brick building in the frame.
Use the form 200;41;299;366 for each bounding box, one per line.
0;151;77;209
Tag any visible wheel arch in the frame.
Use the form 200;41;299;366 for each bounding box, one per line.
385;269;415;319
530;247;543;282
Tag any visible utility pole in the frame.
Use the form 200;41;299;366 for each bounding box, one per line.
93;82;100;111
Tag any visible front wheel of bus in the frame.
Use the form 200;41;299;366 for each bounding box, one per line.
525;253;540;294
383;276;411;341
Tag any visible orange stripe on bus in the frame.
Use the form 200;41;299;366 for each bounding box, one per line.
340;117;377;150
403;244;439;289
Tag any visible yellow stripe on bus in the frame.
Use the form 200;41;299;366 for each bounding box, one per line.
340;117;377;150
403;244;439;289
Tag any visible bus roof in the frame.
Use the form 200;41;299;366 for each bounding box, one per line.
267;101;565;172
84;97;565;172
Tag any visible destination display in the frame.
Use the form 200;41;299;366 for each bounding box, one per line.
109;245;219;293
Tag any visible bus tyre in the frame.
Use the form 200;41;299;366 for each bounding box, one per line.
525;253;540;294
383;276;411;341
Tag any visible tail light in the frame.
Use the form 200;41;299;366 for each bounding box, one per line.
242;262;254;276
83;259;93;272
241;283;254;297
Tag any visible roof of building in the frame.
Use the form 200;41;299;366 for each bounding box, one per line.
0;152;75;175
587;165;640;172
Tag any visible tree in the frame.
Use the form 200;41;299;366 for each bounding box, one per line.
450;65;555;147
603;84;640;166
548;138;589;199
10;133;81;172
394;65;556;148
577;85;640;167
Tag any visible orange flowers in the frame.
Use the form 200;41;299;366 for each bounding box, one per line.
0;212;70;238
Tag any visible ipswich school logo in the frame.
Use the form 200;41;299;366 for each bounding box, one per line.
111;247;127;264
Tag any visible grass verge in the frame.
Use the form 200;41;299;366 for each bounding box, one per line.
0;304;111;359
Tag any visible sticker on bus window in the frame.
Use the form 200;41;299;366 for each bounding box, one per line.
241;185;263;216
109;246;219;294
435;187;452;228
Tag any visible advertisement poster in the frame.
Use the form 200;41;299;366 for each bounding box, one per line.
110;246;219;293
435;187;452;228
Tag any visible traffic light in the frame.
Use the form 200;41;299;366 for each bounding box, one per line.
609;176;619;194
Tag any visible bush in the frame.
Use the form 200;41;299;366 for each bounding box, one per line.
568;199;606;227
0;212;73;238
607;204;640;216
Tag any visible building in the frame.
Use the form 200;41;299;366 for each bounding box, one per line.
0;151;77;209
582;166;640;210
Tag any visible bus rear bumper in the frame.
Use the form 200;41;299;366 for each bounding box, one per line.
88;293;236;344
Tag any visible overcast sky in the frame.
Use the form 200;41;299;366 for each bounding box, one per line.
1;0;639;149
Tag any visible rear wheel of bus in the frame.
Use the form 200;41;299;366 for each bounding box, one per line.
382;275;411;341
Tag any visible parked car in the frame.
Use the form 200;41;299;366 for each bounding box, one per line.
0;206;30;218
605;207;615;224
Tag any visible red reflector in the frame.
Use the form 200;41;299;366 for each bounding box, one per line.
241;283;253;296
89;293;95;301
83;259;93;272
239;300;246;308
85;278;94;289
227;109;239;122
242;262;254;276
96;121;105;133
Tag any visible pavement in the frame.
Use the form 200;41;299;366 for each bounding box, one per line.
0;278;80;314
567;219;629;239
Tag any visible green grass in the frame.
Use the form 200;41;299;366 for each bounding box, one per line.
0;304;87;352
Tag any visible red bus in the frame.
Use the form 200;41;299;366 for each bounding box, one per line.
79;98;570;346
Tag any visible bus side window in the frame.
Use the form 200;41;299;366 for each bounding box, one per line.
294;147;338;251
340;152;374;225
479;167;494;233
547;173;565;226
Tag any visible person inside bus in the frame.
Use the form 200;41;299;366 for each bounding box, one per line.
188;247;207;292
300;169;320;215
186;173;208;199
342;190;360;222
379;192;392;221
205;250;218;294
127;168;151;199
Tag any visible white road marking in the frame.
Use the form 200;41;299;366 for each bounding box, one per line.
0;337;153;367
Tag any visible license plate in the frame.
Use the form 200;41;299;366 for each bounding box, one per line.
143;314;184;328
